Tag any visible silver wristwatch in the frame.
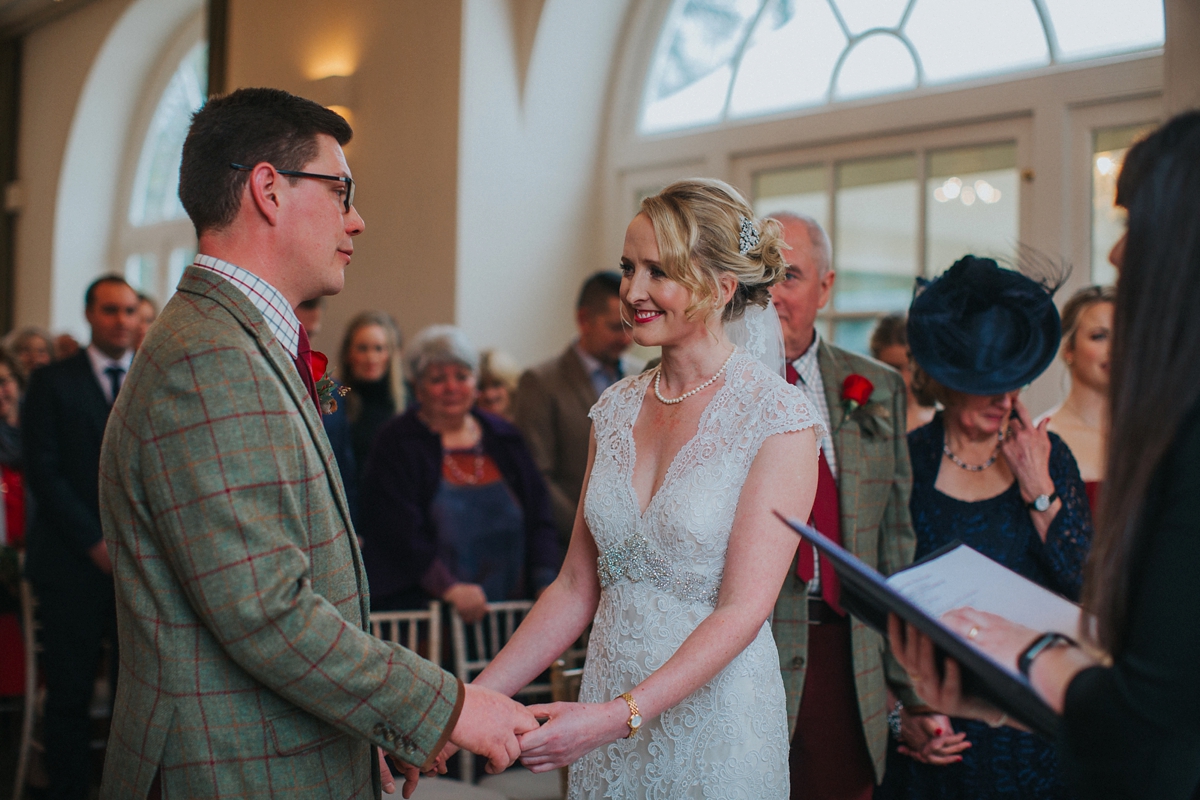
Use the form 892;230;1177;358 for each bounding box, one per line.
1027;491;1058;512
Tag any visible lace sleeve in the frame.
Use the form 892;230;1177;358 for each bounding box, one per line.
1033;434;1094;600
750;371;826;448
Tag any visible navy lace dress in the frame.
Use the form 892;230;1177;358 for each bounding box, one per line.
878;413;1092;800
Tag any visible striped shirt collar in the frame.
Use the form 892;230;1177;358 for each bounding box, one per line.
193;254;301;358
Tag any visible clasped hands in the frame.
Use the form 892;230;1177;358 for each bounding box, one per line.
425;688;635;779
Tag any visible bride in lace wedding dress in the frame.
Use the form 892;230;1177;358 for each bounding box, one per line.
462;179;820;798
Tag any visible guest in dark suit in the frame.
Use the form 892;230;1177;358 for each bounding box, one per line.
514;271;632;547
23;274;139;800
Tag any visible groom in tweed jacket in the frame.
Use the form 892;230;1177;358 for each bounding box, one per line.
99;89;535;800
768;214;949;798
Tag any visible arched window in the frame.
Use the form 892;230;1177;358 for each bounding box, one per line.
641;0;1164;134
112;21;206;307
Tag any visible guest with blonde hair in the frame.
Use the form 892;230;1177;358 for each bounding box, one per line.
338;311;406;478
1037;285;1115;518
476;349;521;420
4;326;53;382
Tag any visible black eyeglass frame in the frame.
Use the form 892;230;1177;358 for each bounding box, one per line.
230;163;355;213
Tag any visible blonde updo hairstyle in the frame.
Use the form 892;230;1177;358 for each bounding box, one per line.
638;178;789;324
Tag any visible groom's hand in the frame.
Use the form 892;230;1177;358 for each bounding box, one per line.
377;748;420;798
450;683;540;774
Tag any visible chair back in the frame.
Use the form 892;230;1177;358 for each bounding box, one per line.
369;602;442;667
13;557;41;800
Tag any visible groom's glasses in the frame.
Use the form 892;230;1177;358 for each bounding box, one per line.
230;163;356;213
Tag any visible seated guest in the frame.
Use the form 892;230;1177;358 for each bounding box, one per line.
1037;285;1115;519
339;311;406;482
882;256;1093;800
870;312;936;432
4;326;54;382
891;111;1200;800
0;351;25;698
476;349;520;420
514;271;632;549
360;325;560;621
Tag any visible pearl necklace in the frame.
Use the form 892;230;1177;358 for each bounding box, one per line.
654;348;736;405
943;429;1006;472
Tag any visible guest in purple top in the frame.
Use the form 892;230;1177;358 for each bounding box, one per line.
360;325;561;620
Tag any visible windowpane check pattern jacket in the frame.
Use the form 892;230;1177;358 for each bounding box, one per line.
99;266;462;800
772;340;920;783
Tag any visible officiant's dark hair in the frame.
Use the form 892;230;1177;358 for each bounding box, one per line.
179;87;352;236
1085;111;1200;653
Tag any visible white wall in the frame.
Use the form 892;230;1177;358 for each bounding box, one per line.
54;0;202;339
456;0;630;365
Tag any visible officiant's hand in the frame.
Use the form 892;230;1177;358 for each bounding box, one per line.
517;700;629;773
450;683;540;774
888;613;1008;726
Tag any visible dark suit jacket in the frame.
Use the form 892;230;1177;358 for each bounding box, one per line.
22;349;112;585
514;345;598;545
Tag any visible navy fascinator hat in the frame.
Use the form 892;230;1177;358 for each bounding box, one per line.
907;255;1062;396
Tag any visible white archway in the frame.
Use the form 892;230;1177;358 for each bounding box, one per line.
51;0;202;338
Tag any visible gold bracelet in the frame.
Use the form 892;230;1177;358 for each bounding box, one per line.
619;692;643;739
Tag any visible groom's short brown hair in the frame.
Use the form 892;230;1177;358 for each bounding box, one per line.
179;87;352;236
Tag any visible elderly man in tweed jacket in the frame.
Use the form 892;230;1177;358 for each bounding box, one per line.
99;88;535;800
769;213;960;799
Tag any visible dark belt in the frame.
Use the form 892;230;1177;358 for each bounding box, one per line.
806;597;844;625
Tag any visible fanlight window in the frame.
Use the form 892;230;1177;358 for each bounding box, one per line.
641;0;1164;134
128;41;207;226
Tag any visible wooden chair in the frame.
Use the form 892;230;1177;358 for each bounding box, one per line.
13;563;41;800
369;601;442;667
449;601;544;783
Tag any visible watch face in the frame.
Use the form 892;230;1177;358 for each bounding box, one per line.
1034;495;1050;511
629;714;642;728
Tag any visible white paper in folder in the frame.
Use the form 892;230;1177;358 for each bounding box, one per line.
886;544;1082;642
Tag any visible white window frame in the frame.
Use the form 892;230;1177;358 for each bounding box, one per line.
109;10;204;306
600;0;1163;411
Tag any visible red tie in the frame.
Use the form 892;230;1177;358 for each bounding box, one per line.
293;325;322;416
786;362;844;614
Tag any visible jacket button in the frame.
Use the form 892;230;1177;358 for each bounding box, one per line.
792;656;805;669
373;722;387;738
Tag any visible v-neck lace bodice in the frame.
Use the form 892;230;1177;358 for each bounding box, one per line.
570;351;821;799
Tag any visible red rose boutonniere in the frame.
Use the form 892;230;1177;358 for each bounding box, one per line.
311;350;349;414
841;374;874;410
838;374;889;438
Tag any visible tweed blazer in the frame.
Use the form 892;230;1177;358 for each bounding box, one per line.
771;339;919;783
98;267;462;800
514;345;598;545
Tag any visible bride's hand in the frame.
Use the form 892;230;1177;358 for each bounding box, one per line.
424;742;458;776
517;700;630;773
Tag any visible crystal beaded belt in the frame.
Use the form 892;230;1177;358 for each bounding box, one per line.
596;532;720;606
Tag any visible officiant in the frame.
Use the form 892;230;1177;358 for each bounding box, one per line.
879;255;1093;799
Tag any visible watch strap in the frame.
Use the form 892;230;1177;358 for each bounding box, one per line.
1026;490;1059;511
1017;631;1076;677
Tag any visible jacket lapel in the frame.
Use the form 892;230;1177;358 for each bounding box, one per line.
68;350;111;433
561;345;600;410
818;341;864;558
176;267;355;538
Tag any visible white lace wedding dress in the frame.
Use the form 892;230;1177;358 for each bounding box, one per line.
568;350;821;799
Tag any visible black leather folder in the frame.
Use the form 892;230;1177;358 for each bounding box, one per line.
775;512;1060;740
